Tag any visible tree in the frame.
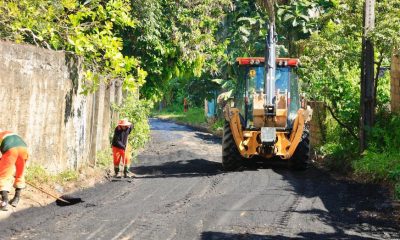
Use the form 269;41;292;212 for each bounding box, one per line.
123;0;231;103
0;0;145;94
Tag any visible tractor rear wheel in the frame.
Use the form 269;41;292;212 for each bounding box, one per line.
222;121;243;171
289;129;310;170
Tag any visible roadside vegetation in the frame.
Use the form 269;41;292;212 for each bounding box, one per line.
155;105;207;125
353;114;400;199
26;164;79;187
149;0;400;199
152;104;225;136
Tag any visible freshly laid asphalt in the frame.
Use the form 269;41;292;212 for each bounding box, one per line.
0;118;399;239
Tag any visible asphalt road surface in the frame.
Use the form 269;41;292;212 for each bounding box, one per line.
1;118;399;240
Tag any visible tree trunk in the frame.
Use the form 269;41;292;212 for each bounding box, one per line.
391;50;400;113
359;0;375;152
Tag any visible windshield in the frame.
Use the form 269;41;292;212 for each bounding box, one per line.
275;67;290;93
244;66;265;127
247;66;265;93
237;65;301;128
289;70;300;122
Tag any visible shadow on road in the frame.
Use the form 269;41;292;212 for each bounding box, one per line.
193;157;399;239
270;166;400;239
194;132;221;145
132;159;224;179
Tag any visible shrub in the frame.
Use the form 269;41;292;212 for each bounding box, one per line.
353;114;400;199
96;148;113;170
26;164;78;185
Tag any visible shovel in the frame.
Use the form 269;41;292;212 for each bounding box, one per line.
26;181;83;206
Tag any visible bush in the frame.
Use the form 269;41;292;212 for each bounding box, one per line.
26;164;78;185
317;116;359;172
26;164;54;184
96;148;113;169
56;169;79;183
211;118;224;131
352;114;400;199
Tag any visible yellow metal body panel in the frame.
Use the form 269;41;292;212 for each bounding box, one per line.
275;132;291;156
227;108;305;160
286;109;305;158
252;92;265;128
228;108;245;153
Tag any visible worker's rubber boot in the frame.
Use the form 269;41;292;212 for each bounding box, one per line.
123;166;135;178
9;188;22;207
114;167;121;178
0;191;9;211
123;166;129;178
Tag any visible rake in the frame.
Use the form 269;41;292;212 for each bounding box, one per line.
26;181;83;206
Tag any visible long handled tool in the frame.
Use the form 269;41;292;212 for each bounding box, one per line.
26;181;82;206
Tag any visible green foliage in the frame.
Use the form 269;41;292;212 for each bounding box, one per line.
211;118;225;131
370;0;400;56
0;0;145;94
26;164;54;184
318;117;359;171
298;2;397;197
26;164;78;185
155;105;207;125
125;0;231;102
276;0;335;55
298;7;363;149
298;0;389;145
56;169;79;183
352;114;400;199
395;184;400;200
96;148;113;170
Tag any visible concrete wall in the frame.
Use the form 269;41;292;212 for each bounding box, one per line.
391;52;400;113
0;41;121;172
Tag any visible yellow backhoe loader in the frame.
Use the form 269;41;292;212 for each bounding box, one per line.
220;23;313;171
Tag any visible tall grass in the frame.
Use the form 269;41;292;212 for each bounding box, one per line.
25;164;79;185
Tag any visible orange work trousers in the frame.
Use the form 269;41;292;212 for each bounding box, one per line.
0;147;29;191
112;146;131;168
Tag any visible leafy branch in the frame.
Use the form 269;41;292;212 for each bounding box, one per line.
324;103;359;141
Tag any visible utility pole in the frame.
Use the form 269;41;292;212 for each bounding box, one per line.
360;0;375;152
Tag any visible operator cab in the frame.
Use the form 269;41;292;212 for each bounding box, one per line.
236;57;301;130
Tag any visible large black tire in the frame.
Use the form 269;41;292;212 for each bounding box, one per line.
222;121;243;171
289;129;310;170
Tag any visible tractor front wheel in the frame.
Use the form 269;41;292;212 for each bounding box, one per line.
222;121;243;171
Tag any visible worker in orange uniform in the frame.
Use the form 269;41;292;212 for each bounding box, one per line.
111;119;134;178
0;130;29;211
